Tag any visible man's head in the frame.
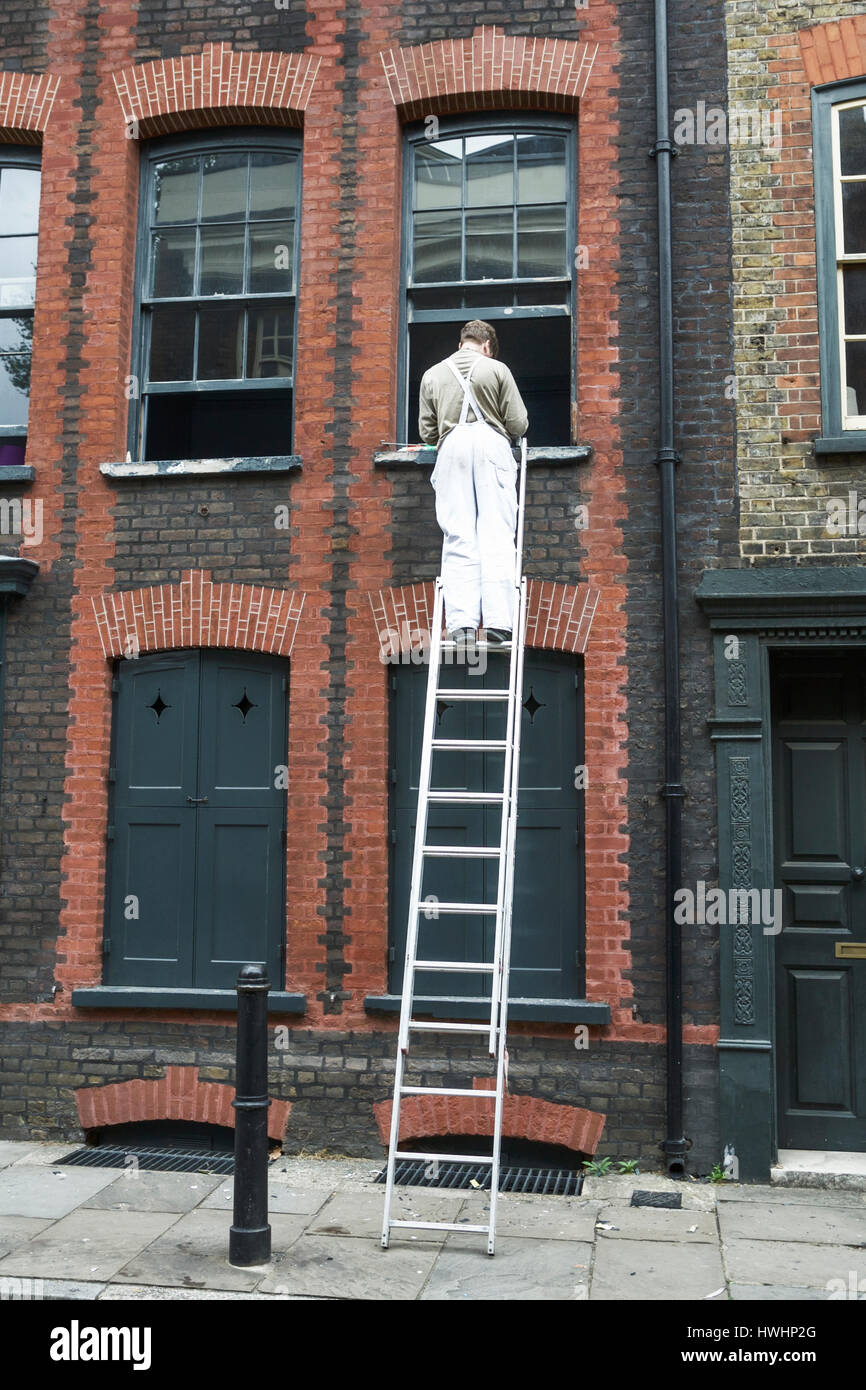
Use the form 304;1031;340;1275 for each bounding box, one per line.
459;319;499;359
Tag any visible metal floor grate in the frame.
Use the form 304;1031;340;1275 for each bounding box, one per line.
376;1159;581;1195
58;1145;236;1175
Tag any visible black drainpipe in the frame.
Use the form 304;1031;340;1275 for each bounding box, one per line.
650;0;688;1175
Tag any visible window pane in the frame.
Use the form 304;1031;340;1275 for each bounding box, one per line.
841;182;866;254
466;208;512;279
151;229;195;297
201;153;248;222
249;222;294;294
199;226;244;296
517;134;566;204
0;350;30;426
145;388;292;461
466;135;513;207
154;157;199;224
247;305;294;378
517;204;567;277
0;168;40;236
148;305;195;381
842;265;866;336
845;340;866;417
839;104;866;177
198;306;245;379
0;235;37;307
250;153;297;218
414;141;462;210
414;209;461;282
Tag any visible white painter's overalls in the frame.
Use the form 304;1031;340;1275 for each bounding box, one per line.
430;358;518;633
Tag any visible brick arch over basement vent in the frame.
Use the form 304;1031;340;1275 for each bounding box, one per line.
0;71;61;143
75;1067;291;1143
798;18;866;84
374;1080;604;1155
368;580;599;655
91;569;305;659
112;42;323;138
379;25;599;120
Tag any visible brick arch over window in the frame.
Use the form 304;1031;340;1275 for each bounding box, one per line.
0;72;60;143
367;580;599;656
799;18;866;85
112;42;323;138
379;25;598;120
92;569;305;660
75;1067;290;1142
374;1080;604;1155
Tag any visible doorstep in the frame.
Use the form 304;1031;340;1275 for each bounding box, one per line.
771;1149;866;1192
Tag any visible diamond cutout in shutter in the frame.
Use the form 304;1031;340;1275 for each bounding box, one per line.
523;687;545;723
435;699;453;725
148;690;170;722
233;688;257;721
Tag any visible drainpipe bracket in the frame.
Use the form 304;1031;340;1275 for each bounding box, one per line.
659;782;686;800
649;138;678;159
654;447;681;469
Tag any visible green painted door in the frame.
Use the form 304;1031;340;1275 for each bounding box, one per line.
106;649;288;990
390;651;583;1001
773;654;866;1151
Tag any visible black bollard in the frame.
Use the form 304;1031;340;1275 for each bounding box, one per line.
229;963;272;1266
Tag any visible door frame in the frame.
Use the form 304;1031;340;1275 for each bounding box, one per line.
697;566;866;1180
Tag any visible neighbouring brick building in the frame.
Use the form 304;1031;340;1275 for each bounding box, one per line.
3;0;859;1186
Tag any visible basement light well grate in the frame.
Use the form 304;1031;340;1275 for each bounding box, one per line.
375;1160;582;1195
58;1145;237;1176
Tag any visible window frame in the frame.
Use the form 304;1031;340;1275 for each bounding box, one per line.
128;128;302;462
398;112;578;443
0;146;41;442
813;77;866;449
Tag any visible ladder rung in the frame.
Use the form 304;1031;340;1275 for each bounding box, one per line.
394;1151;494;1164
431;739;508;751
416;901;497;915
440;640;512;651
435;689;510;701
422;846;500;858
387;1220;490;1234
427;791;504;804
407;1020;491;1034
414;960;496;973
400;1086;497;1098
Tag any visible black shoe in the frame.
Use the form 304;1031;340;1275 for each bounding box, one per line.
448;627;477;648
484;628;512;646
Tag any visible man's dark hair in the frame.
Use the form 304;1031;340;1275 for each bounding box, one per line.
460;319;499;359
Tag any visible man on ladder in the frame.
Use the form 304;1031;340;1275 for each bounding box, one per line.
379;323;529;1257
419;319;529;647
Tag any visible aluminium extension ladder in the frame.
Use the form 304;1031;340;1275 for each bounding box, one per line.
380;436;529;1257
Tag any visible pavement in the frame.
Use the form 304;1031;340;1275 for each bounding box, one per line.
0;1141;864;1301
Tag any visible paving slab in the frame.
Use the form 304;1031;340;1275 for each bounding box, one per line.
421;1235;593;1300
0;1208;179;1282
595;1205;718;1243
9;1144;81;1167
454;1193;601;1241
99;1284;319;1301
729;1283;835;1301
309;1188;464;1241
202;1179;329;1217
36;1280;106;1300
718;1201;866;1247
590;1238;727;1300
722;1238;866;1291
582;1175;716;1212
0;1143;42;1170
112;1208;307;1293
0;1215;54;1259
0;1165;125;1219
83;1171;224;1213
717;1184;866;1210
258;1233;439;1300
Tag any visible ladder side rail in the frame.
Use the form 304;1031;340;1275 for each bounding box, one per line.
381;579;446;1249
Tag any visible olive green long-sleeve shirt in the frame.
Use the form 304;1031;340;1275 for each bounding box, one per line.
418;347;529;448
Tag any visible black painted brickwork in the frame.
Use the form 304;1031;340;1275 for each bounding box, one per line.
0;0;50;73
134;0;311;64
398;0;585;46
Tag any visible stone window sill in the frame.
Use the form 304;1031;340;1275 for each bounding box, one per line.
364;993;610;1024
100;456;303;479
373;444;593;468
71;986;306;1013
0;466;35;483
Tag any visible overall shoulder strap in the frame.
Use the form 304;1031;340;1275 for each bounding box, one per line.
445;356;487;426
